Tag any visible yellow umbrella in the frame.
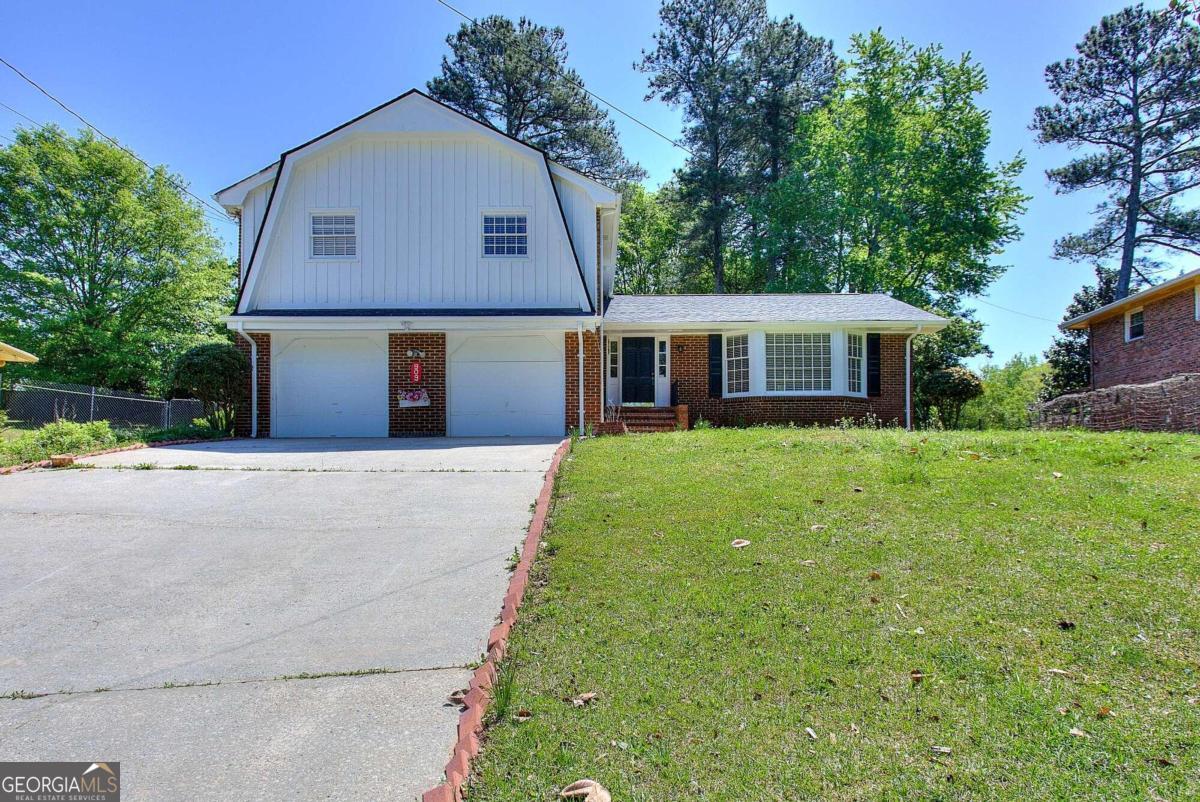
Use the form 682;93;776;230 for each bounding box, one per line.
0;341;37;367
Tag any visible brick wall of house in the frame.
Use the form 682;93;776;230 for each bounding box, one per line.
565;329;602;432
1090;286;1200;389
389;332;447;436
669;334;909;427
234;332;270;437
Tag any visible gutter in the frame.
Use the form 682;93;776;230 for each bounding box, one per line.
576;322;586;435
233;323;258;438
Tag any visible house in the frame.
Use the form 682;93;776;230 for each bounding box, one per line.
216;90;945;438
1062;267;1200;390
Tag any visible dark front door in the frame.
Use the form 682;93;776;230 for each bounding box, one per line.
622;337;655;404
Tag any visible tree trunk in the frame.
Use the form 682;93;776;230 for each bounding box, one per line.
713;224;725;293
1116;150;1141;300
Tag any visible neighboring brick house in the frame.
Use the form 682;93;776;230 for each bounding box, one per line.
1063;267;1200;390
216;89;945;438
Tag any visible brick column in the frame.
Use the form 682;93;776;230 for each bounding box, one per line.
389;333;446;436
565;329;601;432
234;332;270;437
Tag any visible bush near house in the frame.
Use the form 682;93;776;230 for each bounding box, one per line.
0;419;226;467
961;354;1050;430
172;342;248;434
469;428;1200;801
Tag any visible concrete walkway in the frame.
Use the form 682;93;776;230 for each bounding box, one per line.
0;438;561;801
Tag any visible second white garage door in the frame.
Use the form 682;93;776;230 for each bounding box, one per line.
273;334;388;437
448;334;565;436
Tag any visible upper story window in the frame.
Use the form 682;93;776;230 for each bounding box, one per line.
1125;308;1144;341
847;333;864;394
310;212;357;259
766;332;832;392
726;334;749;394
482;213;529;257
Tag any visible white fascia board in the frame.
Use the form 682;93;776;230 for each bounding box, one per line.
214;164;278;210
548;163;619;204
223;315;594;332
602;320;948;333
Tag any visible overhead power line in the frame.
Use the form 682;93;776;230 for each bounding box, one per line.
971;297;1059;324
0;55;235;223
433;0;694;157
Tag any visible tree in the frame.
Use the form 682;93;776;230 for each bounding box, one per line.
637;0;766;293
0;126;234;394
1041;266;1121;399
759;31;1027;309
172;342;248;433
615;183;683;294
922;366;984;429
912;314;992;427
428;15;643;184
1033;4;1200;299
960;354;1050;430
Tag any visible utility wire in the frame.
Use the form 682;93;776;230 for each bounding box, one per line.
0;55;236;223
0;97;232;228
433;0;694;157
971;296;1059;324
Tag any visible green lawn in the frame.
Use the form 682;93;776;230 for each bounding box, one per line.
469;428;1200;801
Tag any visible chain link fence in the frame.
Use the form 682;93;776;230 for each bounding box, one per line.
1;379;206;430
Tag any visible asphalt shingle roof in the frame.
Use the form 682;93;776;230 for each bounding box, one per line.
604;294;946;325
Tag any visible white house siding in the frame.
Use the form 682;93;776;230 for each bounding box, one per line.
552;176;597;306
239;181;272;282
246;133;590;312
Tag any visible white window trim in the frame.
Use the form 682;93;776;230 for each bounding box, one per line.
1125;307;1144;342
718;328;868;398
480;208;532;260
307;209;359;262
846;331;868;398
722;332;752;398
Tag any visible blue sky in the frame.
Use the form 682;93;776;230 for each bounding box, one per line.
2;0;1179;366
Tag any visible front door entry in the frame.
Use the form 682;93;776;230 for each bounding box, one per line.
621;337;655;404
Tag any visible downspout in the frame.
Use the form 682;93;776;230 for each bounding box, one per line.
598;319;606;422
576;322;586;436
234;323;258;438
905;328;920;431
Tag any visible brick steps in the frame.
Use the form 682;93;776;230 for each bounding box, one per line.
618;406;678;433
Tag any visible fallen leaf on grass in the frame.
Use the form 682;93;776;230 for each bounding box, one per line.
869;596;880;604
868;571;882;581
849;722;860;734
911;670;926;685
514;709;532;722
800;559;817;567
810;524;827;532
1045;668;1073;677
1069;727;1089;738
805;727;818;740
1096;706;1115;719
571;692;598;708
1148;756;1175;767
852;486;864;493
731;539;751;549
1052;471;1064;479
560;779;612;802
1058;619;1076;631
911;627;926;636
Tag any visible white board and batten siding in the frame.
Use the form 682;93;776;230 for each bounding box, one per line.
238;95;599;312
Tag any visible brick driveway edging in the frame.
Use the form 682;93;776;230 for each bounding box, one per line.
0;437;239;476
421;436;573;802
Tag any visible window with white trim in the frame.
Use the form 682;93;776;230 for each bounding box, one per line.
482;213;528;257
725;334;749;394
658;340;667;377
1126;308;1144;341
766;333;832;392
847;333;864;394
609;339;619;378
310;213;357;258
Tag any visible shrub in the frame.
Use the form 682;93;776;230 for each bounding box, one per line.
172;342;248;433
923;366;984;429
960;354;1050;430
0;420;119;466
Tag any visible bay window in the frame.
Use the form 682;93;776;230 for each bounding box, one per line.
766;333;831;392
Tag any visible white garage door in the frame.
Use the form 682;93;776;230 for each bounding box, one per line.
273;334;388;437
448;334;565;436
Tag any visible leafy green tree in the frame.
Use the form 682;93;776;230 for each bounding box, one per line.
759;31;1027;308
1041;266;1121;399
960;354;1050;429
615;183;682;294
172;342;248;433
922;366;984;429
1033;4;1200;299
912;314;992;427
637;0;766;293
429;15;643;184
0;126;233;394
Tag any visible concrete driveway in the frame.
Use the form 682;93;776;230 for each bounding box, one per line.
0;437;562;801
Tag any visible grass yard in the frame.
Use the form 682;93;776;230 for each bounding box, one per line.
469;428;1200;801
